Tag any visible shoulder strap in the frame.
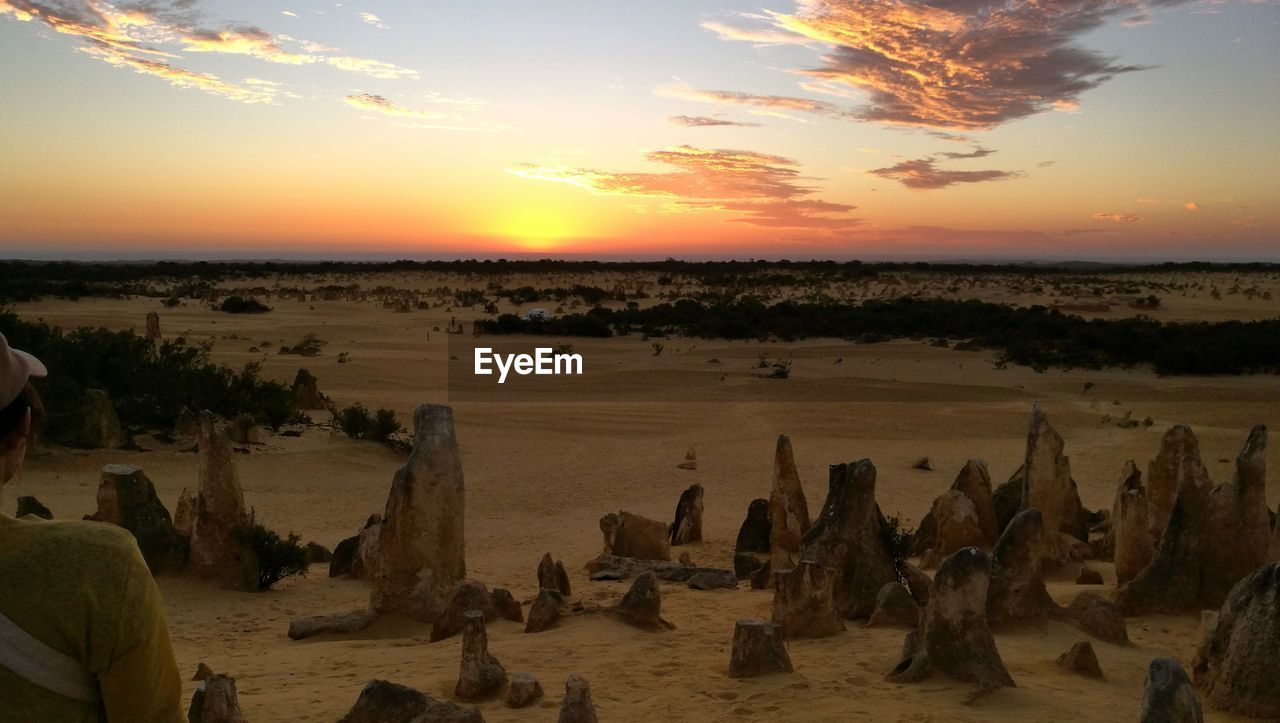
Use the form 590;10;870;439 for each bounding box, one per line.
0;609;101;704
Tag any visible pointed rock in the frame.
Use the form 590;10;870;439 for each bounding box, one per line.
172;488;194;537
557;674;599;723
145;310;160;341
866;581;920;629
1146;425;1204;545
728;619;793;678
614;570;674;631
188;413;254;589
769;435;810;575
987;508;1060;625
1111;460;1152;585
771;560;845;639
1057;641;1104;679
1017;405;1088;565
371;405;467;622
676;447;697;470
192;662;213;681
669;483;704;546
1140;658;1203;723
887;547;1015;692
15;495;51;520
901;563;931;607
919;491;986;569
1191;563;1280;718
537;552;572;595
90;465;187;574
953;460;999;544
187;674;246;723
733;497;771;579
799;459;898;619
525;589;564;633
455;611;506;702
291;368;328;410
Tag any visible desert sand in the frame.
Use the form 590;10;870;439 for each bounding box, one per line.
6;271;1278;722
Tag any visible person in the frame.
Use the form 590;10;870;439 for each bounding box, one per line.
0;333;183;721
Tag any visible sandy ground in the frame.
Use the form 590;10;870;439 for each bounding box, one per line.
6;279;1279;722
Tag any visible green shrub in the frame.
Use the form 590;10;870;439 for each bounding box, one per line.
238;517;308;591
370;408;401;443
336;404;370;439
216;296;271;314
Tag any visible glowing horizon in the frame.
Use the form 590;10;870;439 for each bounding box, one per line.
1;0;1277;260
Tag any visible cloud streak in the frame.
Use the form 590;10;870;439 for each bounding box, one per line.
669;115;761;128
1093;212;1142;222
511;145;858;230
697;0;1187;129
867;157;1018;189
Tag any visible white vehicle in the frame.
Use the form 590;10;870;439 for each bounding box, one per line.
525;308;549;321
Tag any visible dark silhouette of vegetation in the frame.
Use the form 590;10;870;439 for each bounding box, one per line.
278;333;326;357
238;515;309;590
334;403;402;444
216;296;271;314
0;311;296;438
476;297;1280;376
881;514;916;584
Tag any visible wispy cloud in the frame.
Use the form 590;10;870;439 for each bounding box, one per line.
698;0;1194;130
0;0;417;106
867;157;1018;190
343;93;505;132
359;12;387;29
344;93;446;120
669;115;761;128
655;81;841;119
1093;212;1142;222
511;145;858;230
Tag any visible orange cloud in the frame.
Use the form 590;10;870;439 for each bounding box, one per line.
1185;202;1200;210
1092;212;1142;222
655;81;841;118
511;145;858;230
868;157;1018;190
702;0;1178;130
669;115;761;128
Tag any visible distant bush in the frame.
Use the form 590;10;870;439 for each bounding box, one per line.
335;403;401;444
0;311;296;436
238;516;308;591
217;296;271;314
279;332;326;357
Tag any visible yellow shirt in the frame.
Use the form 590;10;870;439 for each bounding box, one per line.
0;513;183;722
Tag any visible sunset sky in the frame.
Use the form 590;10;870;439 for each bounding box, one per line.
1;0;1276;260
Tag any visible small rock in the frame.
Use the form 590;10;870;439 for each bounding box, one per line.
192;662;214;681
505;672;544;709
728;619;793;678
15;495;52;520
1077;566;1105;585
455;611;506;702
433;581;498;642
866;581;920;629
288;609;378;640
525;589;564;633
1057;640;1104;679
557;673;599;723
614;571;674;631
339;679;483;723
1139;657;1203;723
490;588;523;623
912;456;935;471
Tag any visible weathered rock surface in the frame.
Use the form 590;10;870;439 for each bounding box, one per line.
585;553;734;587
771;561;845;639
1118;425;1270;614
866;581;920;629
187;674;247;723
1076;566;1104;585
371;405;467;622
490;588;523;623
329;536;360;578
799;459;898;619
188;413;255;589
226;414;259;445
733;497;771;579
15;495;51;519
557;674;599;723
669;483;704;545
339;680;483;723
1191;563;1280;718
1111;460;1152;584
1140;658;1203;723
525;589;564;633
192;662;213;681
1057;641;1104;679
920;491;986;569
90;464;188;574
987;508;1060;625
728;619;793;678
687;571;736;590
172;488;194;537
537;552;572;596
1065;591;1130;646
291;368;329;410
145;310;160;341
601;511;670;561
614;571;674;631
901;563;931;607
1015;405;1088;565
769;435;810;575
887;547;1015;692
505;672;543;709
455;611;507;702
62;388;123;449
288;609;378;640
913;460;999;558
432;581;498;642
354;514;382;579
